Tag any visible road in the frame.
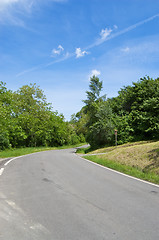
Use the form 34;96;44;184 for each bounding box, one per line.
0;148;159;240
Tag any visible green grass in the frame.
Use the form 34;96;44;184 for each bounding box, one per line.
84;155;159;185
0;143;86;159
76;146;91;154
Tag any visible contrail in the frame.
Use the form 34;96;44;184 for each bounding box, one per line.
16;53;74;77
86;13;159;49
16;13;159;77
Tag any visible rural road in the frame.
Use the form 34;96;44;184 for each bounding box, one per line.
0;148;159;240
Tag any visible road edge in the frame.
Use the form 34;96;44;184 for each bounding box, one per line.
75;153;159;188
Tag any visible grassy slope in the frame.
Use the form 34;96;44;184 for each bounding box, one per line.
81;141;159;184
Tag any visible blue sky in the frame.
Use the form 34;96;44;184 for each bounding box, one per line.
0;0;159;120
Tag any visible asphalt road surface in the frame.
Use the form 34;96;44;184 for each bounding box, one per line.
0;148;159;240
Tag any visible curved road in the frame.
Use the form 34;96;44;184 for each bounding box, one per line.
0;148;159;240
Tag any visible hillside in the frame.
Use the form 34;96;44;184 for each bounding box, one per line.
80;141;159;184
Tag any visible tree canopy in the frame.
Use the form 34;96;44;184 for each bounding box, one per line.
1;75;159;150
73;76;159;148
0;82;84;150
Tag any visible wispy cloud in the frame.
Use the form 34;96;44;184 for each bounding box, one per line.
86;14;159;50
100;28;113;41
51;45;64;57
16;13;159;77
16;64;43;77
121;47;130;53
0;0;67;25
0;0;19;10
0;0;35;25
46;51;73;67
16;51;74;77
75;48;88;58
110;14;159;40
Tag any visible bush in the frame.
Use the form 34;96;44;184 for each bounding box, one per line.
0;132;11;150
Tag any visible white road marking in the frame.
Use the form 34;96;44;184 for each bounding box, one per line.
0;168;4;176
1;150;159;189
1;152;39;176
76;153;159;188
4;158;15;166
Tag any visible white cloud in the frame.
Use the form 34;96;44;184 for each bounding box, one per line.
51;45;64;57
16;14;159;77
0;0;67;25
88;69;101;80
58;45;64;51
86;14;159;51
0;0;66;10
113;25;118;29
0;0;18;9
100;28;112;40
0;0;34;12
75;48;88;58
0;0;35;25
86;27;113;48
91;69;101;77
121;47;130;53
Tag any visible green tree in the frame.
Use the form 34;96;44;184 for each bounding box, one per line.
83;76;114;147
110;76;159;142
86;102;114;147
83;75;106;126
11;83;51;147
0;82;12;149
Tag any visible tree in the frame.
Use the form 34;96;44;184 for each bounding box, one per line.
0;82;83;149
86;102;114;147
110;76;159;142
0;82;12;149
70;108;88;138
11;83;51;147
83;76;114;147
83;75;106;126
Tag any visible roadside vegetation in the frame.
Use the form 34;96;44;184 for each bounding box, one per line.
77;141;159;184
0;82;85;150
1;75;159;184
71;75;159;148
0;143;86;159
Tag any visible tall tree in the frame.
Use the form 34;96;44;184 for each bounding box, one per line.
83;76;114;147
83;75;106;126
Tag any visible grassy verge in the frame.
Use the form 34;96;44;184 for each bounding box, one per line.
81;141;159;185
0;143;86;159
76;146;91;154
84;155;159;185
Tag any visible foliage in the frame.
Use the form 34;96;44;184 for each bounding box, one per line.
70;108;88;137
74;75;159;148
0;143;87;158
84;141;159;184
86;102;114;147
1;75;159;150
110;76;159;142
0;132;10;150
83;75;106;126
0;82;83;149
81;76;114;148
